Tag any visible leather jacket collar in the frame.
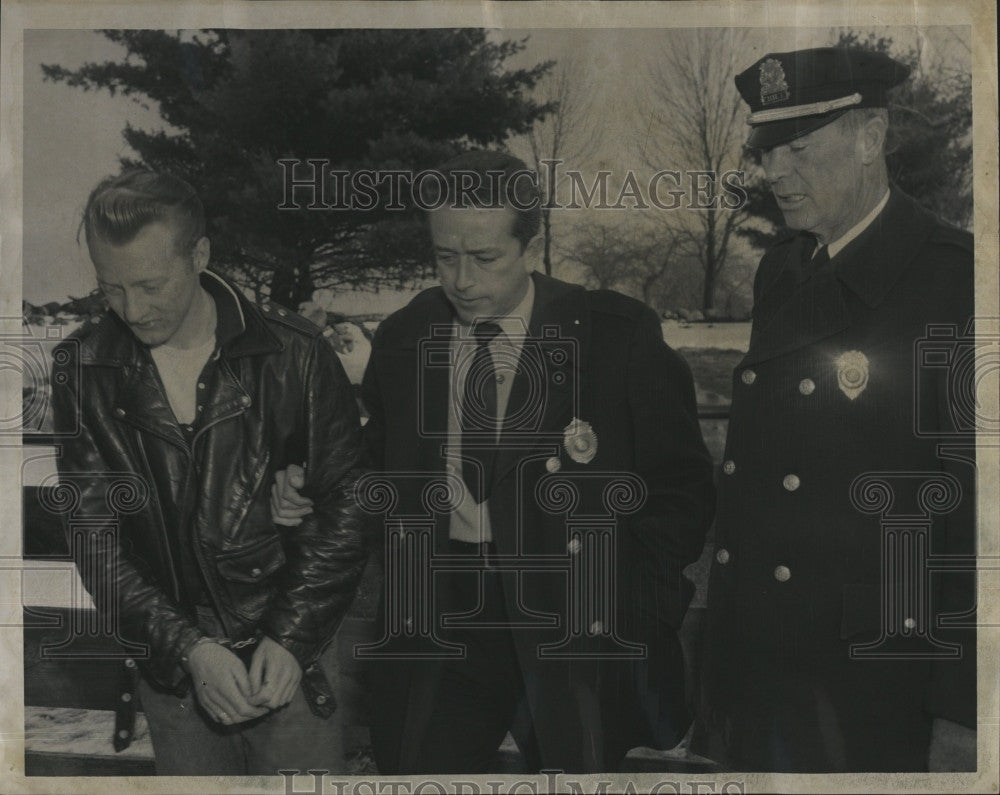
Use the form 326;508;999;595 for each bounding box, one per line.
77;270;284;367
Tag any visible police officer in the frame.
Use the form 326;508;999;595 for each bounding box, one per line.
691;47;977;772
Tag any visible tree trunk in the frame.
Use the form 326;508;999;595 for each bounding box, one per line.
702;265;716;313
702;207;717;312
541;206;553;276
269;258;315;310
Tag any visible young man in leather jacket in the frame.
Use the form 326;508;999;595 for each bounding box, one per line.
50;170;367;775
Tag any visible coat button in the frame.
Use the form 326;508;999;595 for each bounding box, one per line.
121;693;132;702
723;460;736;475
799;378;816;395
782;474;800;491
117;729;130;740
716;548;730;565
124;658;136;668
240;395;252;407
250;567;263;577
589;620;603;635
774;565;791;582
114;408;126;417
741;369;757;385
904;617;917;630
278;308;287;317
567;538;581;555
315;694;328;705
545;457;561;473
197;382;206;390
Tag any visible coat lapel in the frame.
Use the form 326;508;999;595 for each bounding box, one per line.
80;315;188;450
116;354;190;450
375;289;454;471
833;188;936;309
83;272;283;450
743;189;928;368
743;264;850;367
194;357;253;436
490;273;588;489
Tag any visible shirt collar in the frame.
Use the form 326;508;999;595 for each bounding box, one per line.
200;270;247;348
826;188;890;260
494;275;535;341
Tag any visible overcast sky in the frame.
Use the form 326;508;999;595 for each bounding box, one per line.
21;26;969;305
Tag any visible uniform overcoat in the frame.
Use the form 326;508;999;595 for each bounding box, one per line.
693;189;977;772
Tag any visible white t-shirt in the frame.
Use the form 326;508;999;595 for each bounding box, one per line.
150;335;217;426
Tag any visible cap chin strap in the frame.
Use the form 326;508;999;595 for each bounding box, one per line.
747;92;863;125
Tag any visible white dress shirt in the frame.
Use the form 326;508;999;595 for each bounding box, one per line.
446;277;536;543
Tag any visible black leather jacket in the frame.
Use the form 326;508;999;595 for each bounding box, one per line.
51;271;367;690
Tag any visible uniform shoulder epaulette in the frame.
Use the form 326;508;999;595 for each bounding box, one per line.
258;301;323;336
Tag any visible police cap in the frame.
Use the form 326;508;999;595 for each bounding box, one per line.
735;47;910;150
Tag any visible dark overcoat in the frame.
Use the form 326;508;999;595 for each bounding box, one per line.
692;189;977;772
359;272;716;772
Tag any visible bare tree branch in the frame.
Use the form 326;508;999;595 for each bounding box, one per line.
632;29;751;312
510;54;605;275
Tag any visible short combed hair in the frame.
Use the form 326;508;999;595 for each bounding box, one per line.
82;170;205;253
433;150;541;251
840;107;890;153
842;106;889;131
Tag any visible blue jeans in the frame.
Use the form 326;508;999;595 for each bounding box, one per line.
138;608;343;776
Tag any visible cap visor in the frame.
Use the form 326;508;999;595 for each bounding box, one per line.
746;109;849;150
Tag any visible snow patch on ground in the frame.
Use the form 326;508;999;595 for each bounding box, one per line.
661;320;751;353
313;286;426;317
26;300;752;388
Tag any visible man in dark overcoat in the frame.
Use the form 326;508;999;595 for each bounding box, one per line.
691;47;977;772
275;150;716;773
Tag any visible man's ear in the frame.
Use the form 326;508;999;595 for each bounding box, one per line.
860;113;888;165
192;236;211;273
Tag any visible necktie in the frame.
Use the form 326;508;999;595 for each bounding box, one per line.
811;243;830;271
460;321;502;503
798;239;829;281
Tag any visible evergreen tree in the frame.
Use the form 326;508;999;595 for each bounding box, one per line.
44;29;554;307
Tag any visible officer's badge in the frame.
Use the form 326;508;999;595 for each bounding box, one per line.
835;350;869;400
563;418;598;464
759;58;790;105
